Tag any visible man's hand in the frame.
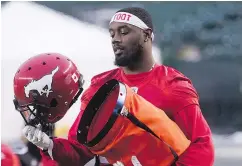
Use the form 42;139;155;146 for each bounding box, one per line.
113;161;124;166
22;125;54;159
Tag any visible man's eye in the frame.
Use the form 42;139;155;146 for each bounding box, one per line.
121;31;128;35
120;29;128;35
110;33;114;38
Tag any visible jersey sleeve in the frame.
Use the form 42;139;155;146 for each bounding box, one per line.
173;105;215;166
162;76;215;166
40;137;94;166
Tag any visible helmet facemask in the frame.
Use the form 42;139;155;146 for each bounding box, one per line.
13;98;55;137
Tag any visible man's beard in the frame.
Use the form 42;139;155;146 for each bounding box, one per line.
114;43;143;67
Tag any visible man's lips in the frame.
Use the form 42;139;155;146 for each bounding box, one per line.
114;49;124;55
113;46;124;55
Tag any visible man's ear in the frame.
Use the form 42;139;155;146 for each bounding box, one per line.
143;29;152;42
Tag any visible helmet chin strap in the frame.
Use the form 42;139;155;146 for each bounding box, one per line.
69;77;85;108
69;87;83;108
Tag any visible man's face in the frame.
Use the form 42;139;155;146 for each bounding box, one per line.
109;22;143;67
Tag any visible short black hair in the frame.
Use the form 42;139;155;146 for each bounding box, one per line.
116;7;153;30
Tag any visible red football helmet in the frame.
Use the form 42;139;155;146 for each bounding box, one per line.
1;144;21;166
13;53;84;133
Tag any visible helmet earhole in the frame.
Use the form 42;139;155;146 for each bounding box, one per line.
50;98;58;107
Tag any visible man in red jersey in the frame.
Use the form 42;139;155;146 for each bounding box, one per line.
1;144;21;166
22;7;214;166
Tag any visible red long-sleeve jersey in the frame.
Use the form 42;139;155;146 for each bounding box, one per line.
41;64;214;166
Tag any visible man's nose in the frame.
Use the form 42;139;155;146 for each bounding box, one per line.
112;33;121;44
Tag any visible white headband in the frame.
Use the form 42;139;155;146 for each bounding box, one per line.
110;12;154;41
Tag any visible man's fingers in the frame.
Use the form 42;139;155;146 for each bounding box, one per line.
22;125;51;151
23;125;37;142
22;125;31;137
27;131;33;141
37;129;42;142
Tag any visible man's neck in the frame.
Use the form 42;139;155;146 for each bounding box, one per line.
122;57;155;75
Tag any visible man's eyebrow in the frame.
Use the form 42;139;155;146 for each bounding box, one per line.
119;25;129;29
109;25;129;32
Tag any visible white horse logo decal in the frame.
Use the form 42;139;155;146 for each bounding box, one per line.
24;66;59;98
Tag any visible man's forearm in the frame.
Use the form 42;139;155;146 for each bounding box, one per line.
41;138;94;166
